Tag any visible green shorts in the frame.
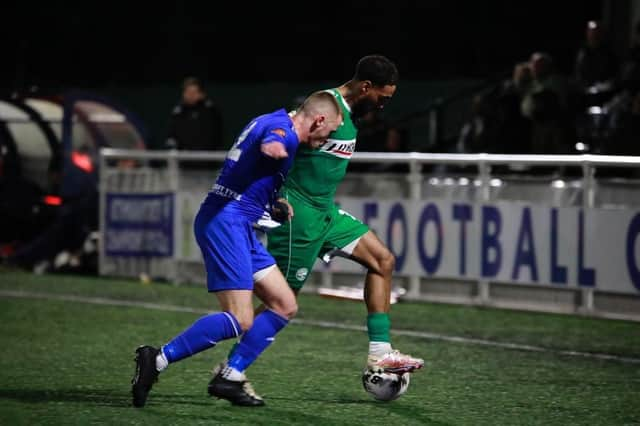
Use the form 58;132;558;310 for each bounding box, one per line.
266;188;369;289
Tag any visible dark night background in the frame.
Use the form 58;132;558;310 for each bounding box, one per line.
4;1;609;86
3;0;634;150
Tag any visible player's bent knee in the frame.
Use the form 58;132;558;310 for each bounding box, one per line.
238;318;254;332
233;313;254;332
284;301;298;319
375;248;395;275
271;299;298;320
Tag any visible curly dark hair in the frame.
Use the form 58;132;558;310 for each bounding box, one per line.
353;55;399;87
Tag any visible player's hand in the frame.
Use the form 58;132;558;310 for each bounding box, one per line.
272;198;293;222
261;142;288;159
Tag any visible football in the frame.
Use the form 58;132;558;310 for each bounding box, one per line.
362;368;411;401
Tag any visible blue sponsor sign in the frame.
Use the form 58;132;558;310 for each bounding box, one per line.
105;193;174;257
330;197;640;295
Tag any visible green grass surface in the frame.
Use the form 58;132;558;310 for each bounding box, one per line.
0;270;639;425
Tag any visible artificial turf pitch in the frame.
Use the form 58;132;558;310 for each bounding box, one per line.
0;270;638;425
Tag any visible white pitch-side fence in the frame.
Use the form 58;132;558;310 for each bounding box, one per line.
99;149;640;321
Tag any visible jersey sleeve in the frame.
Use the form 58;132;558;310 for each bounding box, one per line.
261;124;298;158
261;126;288;146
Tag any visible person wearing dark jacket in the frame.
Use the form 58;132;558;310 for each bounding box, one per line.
166;77;224;152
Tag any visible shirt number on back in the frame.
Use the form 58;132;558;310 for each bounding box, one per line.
227;121;257;161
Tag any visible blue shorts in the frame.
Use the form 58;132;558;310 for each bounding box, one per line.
194;207;275;292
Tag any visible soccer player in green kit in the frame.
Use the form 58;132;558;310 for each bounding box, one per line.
208;55;423;405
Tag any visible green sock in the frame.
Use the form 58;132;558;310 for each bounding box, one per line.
367;312;391;343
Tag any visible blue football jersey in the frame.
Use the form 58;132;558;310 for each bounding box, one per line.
202;109;299;221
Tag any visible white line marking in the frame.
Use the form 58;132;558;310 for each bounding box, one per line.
296;319;640;364
2;289;639;364
0;290;207;313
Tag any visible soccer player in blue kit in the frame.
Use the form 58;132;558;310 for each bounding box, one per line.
131;91;342;408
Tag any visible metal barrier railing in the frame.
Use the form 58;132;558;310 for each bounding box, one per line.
99;149;640;321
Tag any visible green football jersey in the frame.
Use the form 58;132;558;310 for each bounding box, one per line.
285;88;356;207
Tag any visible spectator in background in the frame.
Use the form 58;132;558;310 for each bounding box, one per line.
521;52;573;154
354;110;388;150
365;124;410;173
349;110;388;172
456;92;497;153
619;20;640;95
629;20;640;64
596;91;640;177
494;61;533;154
602;20;640;157
574;20;619;92
383;126;408;153
608;91;640;157
166;77;224;152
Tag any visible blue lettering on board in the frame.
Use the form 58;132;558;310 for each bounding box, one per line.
481;206;502;277
452;204;472;275
417;203;443;274
550;208;568;284
511;207;538;281
578;210;596;287
386;203;407;271
626;213;640;291
363;202;379;233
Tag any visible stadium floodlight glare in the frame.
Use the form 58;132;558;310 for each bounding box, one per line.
575;142;589;152
443;177;456;186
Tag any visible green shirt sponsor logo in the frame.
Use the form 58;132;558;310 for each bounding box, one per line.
285;89;356;207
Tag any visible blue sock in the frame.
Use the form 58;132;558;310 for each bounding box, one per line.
227;309;288;373
162;312;241;363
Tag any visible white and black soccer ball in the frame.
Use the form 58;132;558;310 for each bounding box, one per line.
362;368;410;401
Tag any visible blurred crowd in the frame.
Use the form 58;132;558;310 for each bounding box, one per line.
349;20;640;160
110;19;640;167
456;20;640;157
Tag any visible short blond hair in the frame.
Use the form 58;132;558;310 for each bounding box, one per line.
298;91;342;120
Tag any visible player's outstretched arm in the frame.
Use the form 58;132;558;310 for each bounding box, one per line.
261;142;288;159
